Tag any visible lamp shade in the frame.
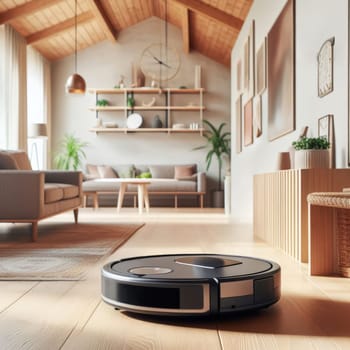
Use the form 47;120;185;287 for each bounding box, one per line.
28;123;48;138
65;73;86;94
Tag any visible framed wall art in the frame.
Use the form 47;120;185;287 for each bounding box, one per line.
235;94;242;153
317;37;335;98
267;0;295;141
318;114;334;167
318;114;333;142
248;20;255;98
244;98;253;146
256;38;267;95
253;95;262;138
243;37;249;91
236;59;242;92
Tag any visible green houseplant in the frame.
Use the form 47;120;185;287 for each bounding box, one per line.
194;120;231;207
292;136;331;169
55;134;88;170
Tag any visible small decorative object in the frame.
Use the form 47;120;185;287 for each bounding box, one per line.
317;37;335;97
126;113;143;129
131;63;145;87
103;121;118;128
118;75;125;89
172;123;186;129
127;95;135;108
194;65;201;89
292;136;331;169
244;98;253;146
152;115;163;128
142;97;156;107
95;117;102;128
277;152;291;170
96;99;109;106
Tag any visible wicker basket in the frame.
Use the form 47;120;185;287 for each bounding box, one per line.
337;208;350;277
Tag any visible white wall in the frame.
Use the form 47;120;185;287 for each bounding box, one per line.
51;17;231;205
231;0;348;222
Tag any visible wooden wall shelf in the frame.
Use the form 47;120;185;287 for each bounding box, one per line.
88;87;205;135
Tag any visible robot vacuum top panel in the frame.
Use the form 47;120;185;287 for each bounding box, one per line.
108;254;276;281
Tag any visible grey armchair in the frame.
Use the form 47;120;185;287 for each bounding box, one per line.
0;150;83;241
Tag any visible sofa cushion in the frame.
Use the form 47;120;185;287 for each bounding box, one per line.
0;152;18;169
9;151;32;170
44;183;64;203
149;165;174;179
44;183;79;203
58;184;80;199
86;164;100;178
112;164;135;178
174;165;194;179
98;165;117;178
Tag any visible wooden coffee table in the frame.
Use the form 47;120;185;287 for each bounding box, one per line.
116;179;151;213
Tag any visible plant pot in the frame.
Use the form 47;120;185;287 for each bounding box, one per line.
294;149;330;169
212;190;224;208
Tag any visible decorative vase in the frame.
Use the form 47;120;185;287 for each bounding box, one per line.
194;65;201;89
294;149;330;169
151;115;163;128
213;190;224;208
277;152;291;170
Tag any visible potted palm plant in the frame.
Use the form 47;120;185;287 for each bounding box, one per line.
55;134;88;170
292;136;331;169
194;120;231;208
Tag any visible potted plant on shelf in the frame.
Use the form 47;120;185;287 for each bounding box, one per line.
55;134;88;170
292;136;331;169
194;120;231;208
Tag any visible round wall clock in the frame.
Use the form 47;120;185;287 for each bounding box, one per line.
140;43;180;82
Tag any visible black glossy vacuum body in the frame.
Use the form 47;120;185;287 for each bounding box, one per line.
101;254;281;316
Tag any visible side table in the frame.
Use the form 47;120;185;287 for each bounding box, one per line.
307;192;350;277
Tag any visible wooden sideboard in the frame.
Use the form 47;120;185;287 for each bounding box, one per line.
253;169;350;262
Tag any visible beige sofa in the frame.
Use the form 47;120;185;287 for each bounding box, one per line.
0;150;83;241
83;163;206;208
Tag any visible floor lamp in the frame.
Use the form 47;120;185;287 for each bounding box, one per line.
28;123;48;170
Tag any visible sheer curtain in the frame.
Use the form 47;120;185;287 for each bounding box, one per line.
0;24;27;150
27;46;51;169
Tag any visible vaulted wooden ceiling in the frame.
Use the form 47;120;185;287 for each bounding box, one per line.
0;0;253;67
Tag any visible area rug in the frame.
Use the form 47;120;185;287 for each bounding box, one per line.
0;222;144;281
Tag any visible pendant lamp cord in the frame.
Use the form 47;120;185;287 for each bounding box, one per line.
74;0;77;73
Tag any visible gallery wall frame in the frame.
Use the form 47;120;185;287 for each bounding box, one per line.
267;0;295;141
236;59;242;92
318;114;334;167
235;94;242;153
248;20;255;98
244;98;253;146
256;38;267;95
243;37;249;91
253;95;262;138
317;37;335;98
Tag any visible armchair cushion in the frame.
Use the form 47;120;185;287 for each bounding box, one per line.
44;183;80;204
0;152;18;169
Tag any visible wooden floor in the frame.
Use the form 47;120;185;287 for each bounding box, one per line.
0;208;350;350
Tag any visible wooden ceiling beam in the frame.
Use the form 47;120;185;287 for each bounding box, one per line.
88;0;118;42
26;11;95;45
181;7;190;54
171;0;243;30
0;0;62;25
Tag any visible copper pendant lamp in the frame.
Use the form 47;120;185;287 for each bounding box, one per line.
65;0;86;94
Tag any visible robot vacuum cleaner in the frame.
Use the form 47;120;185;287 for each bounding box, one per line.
101;254;281;316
